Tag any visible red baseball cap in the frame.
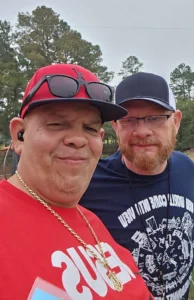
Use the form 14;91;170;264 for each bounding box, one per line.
20;64;127;121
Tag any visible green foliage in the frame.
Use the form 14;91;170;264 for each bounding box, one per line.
170;64;194;153
170;63;194;100
176;99;194;151
0;5;114;141
1;6;194;155
103;122;116;144
118;55;143;79
15;6;114;82
102;122;118;156
0;20;26;138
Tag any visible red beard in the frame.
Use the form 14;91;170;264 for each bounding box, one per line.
118;126;177;172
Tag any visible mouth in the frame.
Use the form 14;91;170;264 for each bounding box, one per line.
132;144;157;149
56;157;88;165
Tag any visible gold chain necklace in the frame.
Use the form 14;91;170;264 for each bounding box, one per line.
15;171;123;292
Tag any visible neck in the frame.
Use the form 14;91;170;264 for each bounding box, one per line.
8;174;78;208
122;156;167;175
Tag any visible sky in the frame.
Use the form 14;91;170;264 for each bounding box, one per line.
0;0;193;86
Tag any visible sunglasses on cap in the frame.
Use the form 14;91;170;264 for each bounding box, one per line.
20;71;113;115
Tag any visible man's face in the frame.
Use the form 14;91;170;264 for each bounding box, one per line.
12;102;104;205
112;100;182;173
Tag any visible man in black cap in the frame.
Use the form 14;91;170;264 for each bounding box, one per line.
81;72;194;300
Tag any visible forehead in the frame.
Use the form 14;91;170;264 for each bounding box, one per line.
26;102;102;122
123;100;168;115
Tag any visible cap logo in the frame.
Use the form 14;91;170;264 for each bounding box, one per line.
72;68;85;81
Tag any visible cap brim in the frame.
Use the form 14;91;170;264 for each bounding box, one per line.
119;97;175;111
25;98;128;121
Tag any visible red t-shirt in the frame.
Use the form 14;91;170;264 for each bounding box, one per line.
0;180;154;300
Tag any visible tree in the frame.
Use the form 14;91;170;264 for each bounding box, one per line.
0;20;26;139
170;63;194;100
176;99;194;151
103;122;116;144
118;56;143;79
0;6;115;141
15;6;114;82
102;122;117;157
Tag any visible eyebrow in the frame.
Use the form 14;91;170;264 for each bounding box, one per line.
86;120;102;125
46;113;69;118
124;113;171;118
45;114;102;124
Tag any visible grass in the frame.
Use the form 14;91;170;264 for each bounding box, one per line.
180;148;194;299
184;149;194;161
189;271;194;299
189;270;194;296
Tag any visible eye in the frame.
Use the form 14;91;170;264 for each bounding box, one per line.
47;123;69;129
127;118;136;123
47;123;62;126
152;116;159;120
121;118;136;124
86;126;98;132
147;116;160;122
85;126;99;133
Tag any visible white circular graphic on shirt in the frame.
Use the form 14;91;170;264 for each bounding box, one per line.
131;212;193;298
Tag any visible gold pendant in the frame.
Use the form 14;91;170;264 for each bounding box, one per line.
108;270;123;292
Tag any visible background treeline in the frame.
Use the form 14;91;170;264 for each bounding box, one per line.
0;5;193;154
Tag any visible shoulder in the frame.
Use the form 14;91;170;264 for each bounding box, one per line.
79;204;106;224
98;151;121;168
0;179;8;193
171;151;194;168
78;205;113;234
94;151;126;177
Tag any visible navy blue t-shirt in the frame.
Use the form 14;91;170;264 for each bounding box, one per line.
80;151;194;300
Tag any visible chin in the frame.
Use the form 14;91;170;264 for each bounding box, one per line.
59;181;88;195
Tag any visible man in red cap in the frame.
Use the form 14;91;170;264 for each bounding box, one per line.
0;64;154;299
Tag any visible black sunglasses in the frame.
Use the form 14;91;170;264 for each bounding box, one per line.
20;70;113;114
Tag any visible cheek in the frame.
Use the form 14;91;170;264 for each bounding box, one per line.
166;124;174;136
89;137;103;159
25;132;56;161
118;129;131;142
27;139;47;162
37;129;60;149
155;128;171;145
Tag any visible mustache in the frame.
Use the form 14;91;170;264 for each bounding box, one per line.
119;138;161;146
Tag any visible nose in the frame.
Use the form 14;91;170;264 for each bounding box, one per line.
132;119;153;139
63;128;88;149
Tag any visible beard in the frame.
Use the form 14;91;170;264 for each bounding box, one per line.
118;125;177;172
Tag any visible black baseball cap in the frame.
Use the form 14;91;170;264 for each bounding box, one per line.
115;72;176;111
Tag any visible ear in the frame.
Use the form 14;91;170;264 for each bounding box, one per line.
100;128;105;140
111;120;118;134
173;110;182;134
9;117;25;155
